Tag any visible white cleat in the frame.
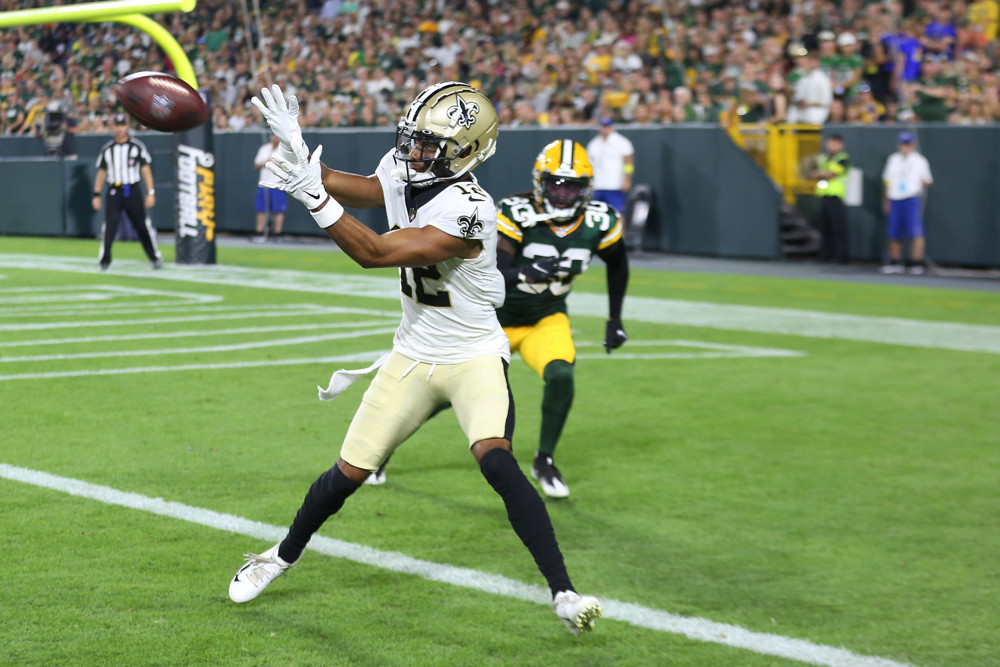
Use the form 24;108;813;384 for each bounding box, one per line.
531;455;570;499
553;590;602;636
228;543;295;603
365;460;388;486
364;468;386;485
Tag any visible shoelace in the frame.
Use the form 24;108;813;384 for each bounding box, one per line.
241;552;282;585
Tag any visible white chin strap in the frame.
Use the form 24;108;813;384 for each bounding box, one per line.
393;160;442;185
406;169;438;184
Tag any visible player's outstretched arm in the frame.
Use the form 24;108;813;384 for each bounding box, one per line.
319;164;384;209
265;145;476;268
324;215;478;269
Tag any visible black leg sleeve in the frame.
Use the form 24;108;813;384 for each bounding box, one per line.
278;465;361;564
479;447;574;596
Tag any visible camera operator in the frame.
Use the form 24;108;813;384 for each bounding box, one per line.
37;100;78;159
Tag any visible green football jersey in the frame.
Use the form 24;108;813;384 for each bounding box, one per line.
496;194;624;327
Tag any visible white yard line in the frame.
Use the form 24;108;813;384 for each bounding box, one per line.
2;253;996;354
0;350;388;381
0;308;356;332
577;351;804;360
2;300;231;314
2;301;399;318
0;320;397;349
0;293;122;304
576;339;807;359
0;327;398;363
568;294;1000;355
0;283;221;306
0;463;916;667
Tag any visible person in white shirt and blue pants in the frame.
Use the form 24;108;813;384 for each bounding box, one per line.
880;131;933;274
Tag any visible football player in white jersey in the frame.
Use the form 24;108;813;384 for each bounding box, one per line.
228;82;602;636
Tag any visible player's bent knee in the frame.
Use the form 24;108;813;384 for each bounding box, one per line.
336;457;372;484
543;359;575;388
471;438;511;464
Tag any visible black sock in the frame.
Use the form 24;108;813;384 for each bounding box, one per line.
479;447;574;596
279;465;361;564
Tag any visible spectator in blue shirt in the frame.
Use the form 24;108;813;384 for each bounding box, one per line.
922;4;957;60
883;19;924;83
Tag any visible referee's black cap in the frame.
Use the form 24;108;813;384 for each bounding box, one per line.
112;112;129;125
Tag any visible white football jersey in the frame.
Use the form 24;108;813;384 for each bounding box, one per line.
375;150;509;364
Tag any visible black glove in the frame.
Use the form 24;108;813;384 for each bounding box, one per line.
604;318;627;353
518;256;562;283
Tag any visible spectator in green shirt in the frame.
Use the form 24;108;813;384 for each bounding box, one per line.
832;32;864;97
204;16;229;54
910;57;955;121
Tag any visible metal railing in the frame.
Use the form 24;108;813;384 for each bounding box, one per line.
728;123;823;203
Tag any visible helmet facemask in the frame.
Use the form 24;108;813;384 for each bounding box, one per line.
540;174;591;222
394;121;464;186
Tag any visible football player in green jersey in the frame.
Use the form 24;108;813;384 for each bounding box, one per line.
495;139;629;498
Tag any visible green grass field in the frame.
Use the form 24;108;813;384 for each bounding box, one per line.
2;236;998;667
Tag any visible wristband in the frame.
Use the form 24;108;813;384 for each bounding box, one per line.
147;189;155;195
93;192;101;196
309;195;344;229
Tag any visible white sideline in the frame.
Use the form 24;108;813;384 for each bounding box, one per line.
0;463;916;667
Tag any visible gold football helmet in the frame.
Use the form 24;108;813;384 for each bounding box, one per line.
394;81;499;186
532;139;593;222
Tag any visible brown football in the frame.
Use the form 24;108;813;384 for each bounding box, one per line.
113;71;209;132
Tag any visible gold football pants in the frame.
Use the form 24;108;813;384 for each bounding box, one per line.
504;312;576;377
340;351;513;471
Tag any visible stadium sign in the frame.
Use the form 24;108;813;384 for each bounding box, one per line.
174;98;216;264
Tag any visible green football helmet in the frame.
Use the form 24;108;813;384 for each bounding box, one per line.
532;139;594;222
394;81;499;186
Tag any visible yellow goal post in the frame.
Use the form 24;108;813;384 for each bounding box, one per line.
0;0;199;89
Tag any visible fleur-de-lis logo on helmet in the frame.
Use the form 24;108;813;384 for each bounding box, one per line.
447;95;480;129
457;208;484;238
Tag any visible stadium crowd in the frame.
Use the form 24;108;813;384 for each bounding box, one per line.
1;0;999;137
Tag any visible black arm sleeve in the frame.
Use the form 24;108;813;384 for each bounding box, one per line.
497;243;523;289
598;241;629;320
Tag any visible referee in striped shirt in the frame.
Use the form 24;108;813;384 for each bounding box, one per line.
92;113;162;271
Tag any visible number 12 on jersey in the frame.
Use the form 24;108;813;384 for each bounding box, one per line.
399;265;452;307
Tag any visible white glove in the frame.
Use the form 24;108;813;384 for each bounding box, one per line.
251;84;307;162
264;145;344;228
